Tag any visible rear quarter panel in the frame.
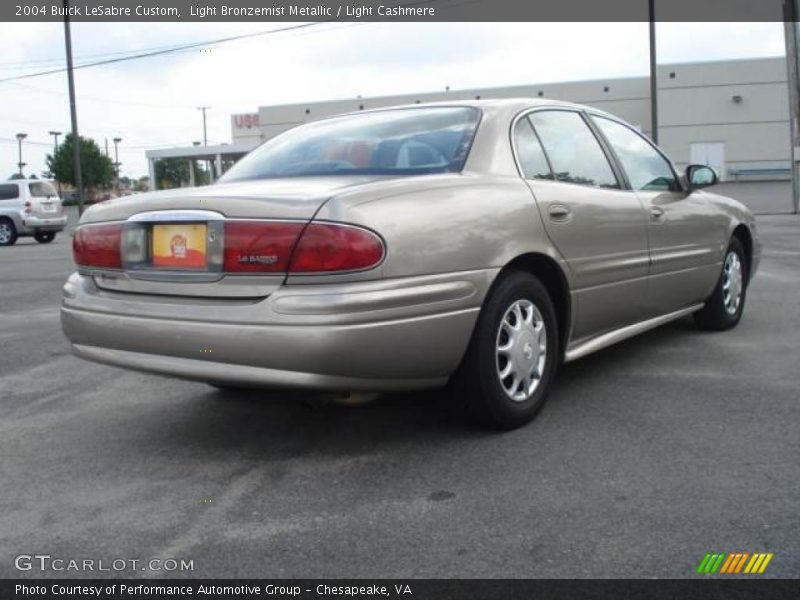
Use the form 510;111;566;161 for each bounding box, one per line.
305;173;567;283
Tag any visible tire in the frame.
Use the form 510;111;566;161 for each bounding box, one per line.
34;231;56;244
694;237;748;331
450;270;560;430
0;218;17;246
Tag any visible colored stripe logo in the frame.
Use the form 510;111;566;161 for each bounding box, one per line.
697;552;773;574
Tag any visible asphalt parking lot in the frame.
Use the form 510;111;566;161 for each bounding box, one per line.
1;207;798;579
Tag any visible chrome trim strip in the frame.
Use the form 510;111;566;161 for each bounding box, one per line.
564;304;704;363
128;209;225;222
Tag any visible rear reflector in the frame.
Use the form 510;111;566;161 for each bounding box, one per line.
73;222;122;269
290;223;384;273
223;221;305;273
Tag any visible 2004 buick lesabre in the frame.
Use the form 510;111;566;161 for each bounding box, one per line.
61;99;760;429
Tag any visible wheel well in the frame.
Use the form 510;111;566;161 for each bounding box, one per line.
732;223;753;282
500;253;571;356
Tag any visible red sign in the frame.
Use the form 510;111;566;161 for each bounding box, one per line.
233;114;260;129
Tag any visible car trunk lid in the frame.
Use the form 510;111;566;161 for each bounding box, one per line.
79;176;384;298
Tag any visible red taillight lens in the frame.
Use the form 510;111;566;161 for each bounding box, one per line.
73;223;122;269
223;221;305;273
289;223;384;273
24;201;32;214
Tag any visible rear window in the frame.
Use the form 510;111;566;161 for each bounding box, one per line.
0;184;19;200
29;182;58;197
221;107;481;181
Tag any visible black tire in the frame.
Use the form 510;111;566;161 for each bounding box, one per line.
450;270;560;430
694;237;748;331
0;218;17;246
34;231;56;244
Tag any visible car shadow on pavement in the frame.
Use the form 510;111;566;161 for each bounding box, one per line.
131;316;703;461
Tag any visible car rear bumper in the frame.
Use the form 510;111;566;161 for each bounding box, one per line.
61;270;496;391
20;214;68;233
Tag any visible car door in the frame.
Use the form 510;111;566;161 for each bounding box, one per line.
514;109;650;343
590;115;728;317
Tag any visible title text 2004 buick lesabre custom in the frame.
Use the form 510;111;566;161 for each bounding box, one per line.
61;100;760;429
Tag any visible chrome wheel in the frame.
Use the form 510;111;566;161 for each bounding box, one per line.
722;251;743;315
495;299;547;402
0;222;11;244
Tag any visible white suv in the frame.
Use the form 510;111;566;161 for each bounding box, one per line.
0;180;67;246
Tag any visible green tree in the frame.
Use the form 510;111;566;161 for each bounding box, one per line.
155;157;189;189
45;133;115;194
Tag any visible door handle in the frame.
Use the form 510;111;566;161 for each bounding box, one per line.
650;206;665;221
548;204;571;220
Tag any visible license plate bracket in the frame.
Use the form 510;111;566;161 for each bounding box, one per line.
151;223;208;269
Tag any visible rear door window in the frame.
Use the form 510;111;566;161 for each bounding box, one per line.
0;184;19;200
514;117;553;180
528;110;619;189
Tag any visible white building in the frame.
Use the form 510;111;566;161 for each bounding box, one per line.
147;57;790;189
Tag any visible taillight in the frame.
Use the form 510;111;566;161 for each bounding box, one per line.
222;221;384;274
73;223;122;268
223;221;304;273
24;201;32;214
289;223;384;273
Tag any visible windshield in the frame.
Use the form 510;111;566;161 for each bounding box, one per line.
29;182;58;197
221;107;480;182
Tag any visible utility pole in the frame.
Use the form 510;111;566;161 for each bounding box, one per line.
785;0;800;214
63;0;84;215
197;106;210;146
648;0;658;145
48;130;62;193
113;137;122;192
16;133;27;177
197;106;211;179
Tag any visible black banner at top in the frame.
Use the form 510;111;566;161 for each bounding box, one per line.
0;0;791;22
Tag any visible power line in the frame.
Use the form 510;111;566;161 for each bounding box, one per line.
0;22;325;84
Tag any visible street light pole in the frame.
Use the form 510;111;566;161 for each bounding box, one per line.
16;133;27;177
785;0;800;214
113;137;122;191
648;0;659;145
63;0;84;215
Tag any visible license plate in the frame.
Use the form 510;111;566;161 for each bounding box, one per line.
152;223;207;269
41;203;56;212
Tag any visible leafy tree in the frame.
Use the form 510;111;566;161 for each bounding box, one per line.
155;157;189;189
45;133;115;193
133;176;150;192
29;173;38;179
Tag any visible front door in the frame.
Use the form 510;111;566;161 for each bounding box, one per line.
515;110;650;343
592;116;728;317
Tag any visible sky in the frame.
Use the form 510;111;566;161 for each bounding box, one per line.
0;21;786;179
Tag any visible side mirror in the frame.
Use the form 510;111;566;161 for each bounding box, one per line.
686;164;718;189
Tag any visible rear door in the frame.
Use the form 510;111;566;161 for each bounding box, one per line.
515;109;650;342
590;115;727;317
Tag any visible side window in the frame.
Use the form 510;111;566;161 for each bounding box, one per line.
0;184;19;200
592;116;679;192
528;111;619;189
514;117;552;180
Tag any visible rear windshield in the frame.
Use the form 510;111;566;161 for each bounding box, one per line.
221;107;480;181
29;182;58;197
